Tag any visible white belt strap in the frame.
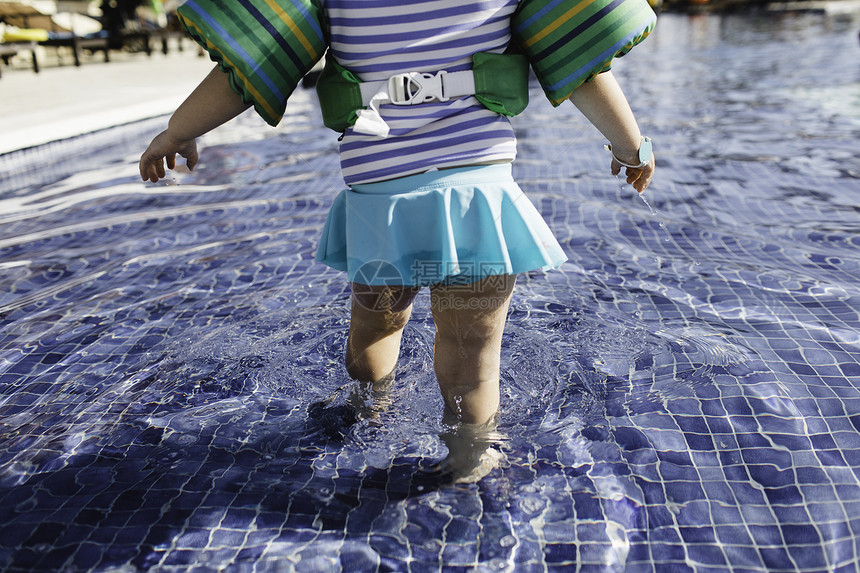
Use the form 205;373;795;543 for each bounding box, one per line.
353;70;476;138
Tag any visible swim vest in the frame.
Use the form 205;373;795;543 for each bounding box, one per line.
315;51;531;134
175;0;656;127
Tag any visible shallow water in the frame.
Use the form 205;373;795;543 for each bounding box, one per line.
2;11;860;573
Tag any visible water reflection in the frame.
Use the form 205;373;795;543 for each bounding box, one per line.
1;10;860;573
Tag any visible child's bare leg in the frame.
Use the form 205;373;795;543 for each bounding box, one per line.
430;274;516;425
347;283;421;383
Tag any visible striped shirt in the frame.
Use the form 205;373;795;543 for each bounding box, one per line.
324;0;520;185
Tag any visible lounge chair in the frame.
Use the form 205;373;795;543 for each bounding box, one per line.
0;2;110;71
0;39;37;76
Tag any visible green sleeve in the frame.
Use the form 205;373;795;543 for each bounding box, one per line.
177;0;327;126
513;0;657;106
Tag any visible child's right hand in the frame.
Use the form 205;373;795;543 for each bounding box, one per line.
139;130;199;183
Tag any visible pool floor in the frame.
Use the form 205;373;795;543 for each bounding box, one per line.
1;11;860;573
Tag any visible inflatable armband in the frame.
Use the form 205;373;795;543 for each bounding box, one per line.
513;0;657;106
176;0;327;126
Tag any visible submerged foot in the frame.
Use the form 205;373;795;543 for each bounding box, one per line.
438;444;505;484
437;419;507;484
308;371;397;440
347;368;396;421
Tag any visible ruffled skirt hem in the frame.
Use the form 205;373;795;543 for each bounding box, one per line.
315;164;567;286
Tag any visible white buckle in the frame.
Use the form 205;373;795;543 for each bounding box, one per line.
387;70;449;105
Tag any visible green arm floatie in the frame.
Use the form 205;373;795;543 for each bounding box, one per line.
513;0;657;106
176;0;327;126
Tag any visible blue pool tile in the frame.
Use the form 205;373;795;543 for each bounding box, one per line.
543;541;577;564
625;542;652;564
277;528;318;545
36;545;79;571
71;507;108;527
787;543;830;571
70;542;106;570
201;491;235;508
2;26;860;572
440;542;478;566
835;484;860;500
339;545;381;572
282;511;318;530
717;523;755;545
838;362;860;377
572;494;603;520
175;529;212;550
443;566;482;573
235;544;268;562
686;543;728;567
20;521;67;550
221;508;257;530
663;481;705;504
764;485;803;505
747;464;795;487
648;541;689;563
685;432;716;451
368;534;408;560
678;526;716;544
210;529;247;548
444;518;480;544
255;511;287;530
158;548;198;567
758;547;796;571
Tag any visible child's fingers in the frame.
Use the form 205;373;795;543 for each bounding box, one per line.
140;158;159;183
183;146;199;171
619;168;644;193
139;148;154;181
625;154;655;193
629;166;654;193
633;174;651;193
140;145;167;182
626;167;641;185
607;150;654;193
139;136;198;183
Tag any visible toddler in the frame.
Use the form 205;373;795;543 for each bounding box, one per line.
140;0;656;479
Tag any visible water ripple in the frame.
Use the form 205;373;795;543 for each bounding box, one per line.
2;12;860;573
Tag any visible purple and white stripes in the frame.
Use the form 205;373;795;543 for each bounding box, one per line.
324;0;520;185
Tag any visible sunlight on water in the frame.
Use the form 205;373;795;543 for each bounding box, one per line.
1;11;860;573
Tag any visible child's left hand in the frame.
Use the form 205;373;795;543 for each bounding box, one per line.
611;154;655;194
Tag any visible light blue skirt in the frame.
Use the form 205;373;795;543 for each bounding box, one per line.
314;164;567;286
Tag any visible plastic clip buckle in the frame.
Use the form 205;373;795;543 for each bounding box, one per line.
388;70;448;105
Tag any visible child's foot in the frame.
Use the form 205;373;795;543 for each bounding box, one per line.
347;369;396;421
438;444;505;483
437;421;506;483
